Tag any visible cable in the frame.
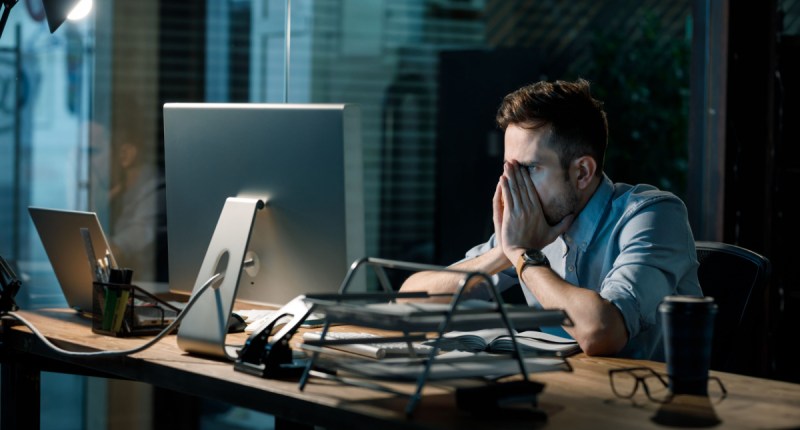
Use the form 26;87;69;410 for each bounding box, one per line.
1;272;223;358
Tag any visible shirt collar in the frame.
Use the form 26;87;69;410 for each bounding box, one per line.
562;173;613;252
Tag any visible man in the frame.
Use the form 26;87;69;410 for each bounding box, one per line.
400;78;701;360
108;128;167;282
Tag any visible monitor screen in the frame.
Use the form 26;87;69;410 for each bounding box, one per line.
163;103;365;306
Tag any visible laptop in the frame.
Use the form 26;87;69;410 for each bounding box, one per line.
28;207;115;313
29;207;181;328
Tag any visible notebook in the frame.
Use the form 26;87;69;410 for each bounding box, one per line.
28;207;116;313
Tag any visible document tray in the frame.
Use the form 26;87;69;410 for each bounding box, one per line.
297;257;575;418
306;350;571;382
306;300;572;333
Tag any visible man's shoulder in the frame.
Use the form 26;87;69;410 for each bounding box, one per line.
610;182;686;212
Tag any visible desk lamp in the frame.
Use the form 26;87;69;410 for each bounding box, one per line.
0;0;18;39
1;0;88;39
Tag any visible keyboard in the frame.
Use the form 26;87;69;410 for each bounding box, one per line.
302;331;433;359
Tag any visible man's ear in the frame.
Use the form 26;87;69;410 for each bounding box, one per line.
572;155;597;190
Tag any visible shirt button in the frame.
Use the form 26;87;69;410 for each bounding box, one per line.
568;265;575;272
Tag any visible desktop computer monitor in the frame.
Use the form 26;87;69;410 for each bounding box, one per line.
163;103;365;307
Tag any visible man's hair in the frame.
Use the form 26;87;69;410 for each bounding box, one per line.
496;78;608;176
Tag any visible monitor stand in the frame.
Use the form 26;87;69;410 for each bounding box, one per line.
177;196;265;360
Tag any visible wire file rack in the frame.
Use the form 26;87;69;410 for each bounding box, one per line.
297;257;574;416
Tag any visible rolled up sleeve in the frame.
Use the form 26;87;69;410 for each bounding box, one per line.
599;197;698;341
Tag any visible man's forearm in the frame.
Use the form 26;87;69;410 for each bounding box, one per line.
520;265;628;355
399;247;511;301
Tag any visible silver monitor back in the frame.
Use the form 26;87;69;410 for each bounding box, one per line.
163;103;365;306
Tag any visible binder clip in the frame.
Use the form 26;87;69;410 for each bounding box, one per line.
234;295;313;379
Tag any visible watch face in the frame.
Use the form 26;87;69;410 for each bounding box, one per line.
524;249;549;265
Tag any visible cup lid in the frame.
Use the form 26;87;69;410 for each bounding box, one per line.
659;295;718;313
663;295;714;304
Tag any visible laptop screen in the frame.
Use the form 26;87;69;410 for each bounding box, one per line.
28;207;116;313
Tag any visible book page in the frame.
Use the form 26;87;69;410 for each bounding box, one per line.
427;328;580;356
489;330;580;355
432;328;513;352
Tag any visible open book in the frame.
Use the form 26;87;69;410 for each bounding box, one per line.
427;328;581;357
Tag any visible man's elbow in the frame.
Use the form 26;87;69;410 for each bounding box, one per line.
576;322;628;356
579;332;625;356
399;272;426;293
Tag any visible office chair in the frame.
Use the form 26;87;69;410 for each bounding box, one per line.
695;241;771;376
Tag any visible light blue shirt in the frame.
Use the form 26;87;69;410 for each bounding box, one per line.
464;174;701;361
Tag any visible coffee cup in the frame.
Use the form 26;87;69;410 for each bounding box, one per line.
659;295;718;395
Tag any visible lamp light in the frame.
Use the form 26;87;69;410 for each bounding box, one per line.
66;0;92;21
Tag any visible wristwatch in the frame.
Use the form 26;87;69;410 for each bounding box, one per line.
515;249;550;278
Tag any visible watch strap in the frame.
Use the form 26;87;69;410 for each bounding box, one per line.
515;253;527;278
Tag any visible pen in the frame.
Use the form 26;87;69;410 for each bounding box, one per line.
80;228;102;283
106;249;118;270
97;258;109;283
122;268;134;284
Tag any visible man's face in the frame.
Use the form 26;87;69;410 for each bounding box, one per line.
503;124;578;226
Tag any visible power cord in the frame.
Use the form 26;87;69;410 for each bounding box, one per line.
0;272;223;358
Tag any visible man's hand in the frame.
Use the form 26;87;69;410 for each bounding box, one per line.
492;180;504;249
499;161;571;260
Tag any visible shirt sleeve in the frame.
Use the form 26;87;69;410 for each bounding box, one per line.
599;196;698;341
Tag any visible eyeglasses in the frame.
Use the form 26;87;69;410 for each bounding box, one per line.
608;367;727;404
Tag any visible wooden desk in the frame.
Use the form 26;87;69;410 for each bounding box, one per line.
2;308;799;429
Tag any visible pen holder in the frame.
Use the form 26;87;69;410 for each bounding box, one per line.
92;282;179;337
